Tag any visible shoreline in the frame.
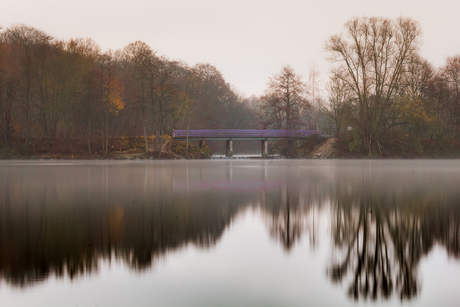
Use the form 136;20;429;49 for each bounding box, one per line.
2;137;459;160
2;155;460;160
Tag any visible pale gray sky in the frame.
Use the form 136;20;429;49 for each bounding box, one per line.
2;0;460;96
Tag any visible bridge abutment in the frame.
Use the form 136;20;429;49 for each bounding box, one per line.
226;139;233;157
261;139;268;157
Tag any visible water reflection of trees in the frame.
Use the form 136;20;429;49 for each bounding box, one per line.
1;161;460;302
0;165;252;287
258;165;460;301
261;181;319;251
328;176;460;301
0;192;244;287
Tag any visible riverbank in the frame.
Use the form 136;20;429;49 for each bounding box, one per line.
307;137;460;159
1;136;459;160
0;137;211;160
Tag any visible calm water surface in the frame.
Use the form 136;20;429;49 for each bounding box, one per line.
1;160;460;306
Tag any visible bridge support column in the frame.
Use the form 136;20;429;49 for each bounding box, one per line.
226;139;233;157
261;139;268;157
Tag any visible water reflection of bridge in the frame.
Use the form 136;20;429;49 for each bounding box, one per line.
173;129;322;157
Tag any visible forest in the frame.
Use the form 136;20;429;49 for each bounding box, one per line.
1;16;460;158
0;24;259;157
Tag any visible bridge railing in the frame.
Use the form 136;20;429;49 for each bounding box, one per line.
173;129;322;139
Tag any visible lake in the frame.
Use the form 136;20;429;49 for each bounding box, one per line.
1;160;459;307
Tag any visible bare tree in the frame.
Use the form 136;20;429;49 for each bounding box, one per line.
323;75;354;137
259;65;309;130
325;17;421;155
443;55;460;133
308;65;322;131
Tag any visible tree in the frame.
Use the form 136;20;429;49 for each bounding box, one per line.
325;17;421;155
258;65;309;156
121;41;158;153
308;65;322;131
52;38;100;154
323;75;354;137
173;63;198;127
2;25;52;151
100;51;124;155
0;39;21;144
443;55;460;133
393;55;443;151
151;56;179;137
193;63;230;129
259;65;309;130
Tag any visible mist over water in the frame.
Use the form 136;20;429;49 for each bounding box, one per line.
1;160;460;306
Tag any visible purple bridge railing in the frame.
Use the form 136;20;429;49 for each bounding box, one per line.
172;129;322;157
172;129;321;140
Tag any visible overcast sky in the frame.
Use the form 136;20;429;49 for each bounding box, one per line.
2;0;460;96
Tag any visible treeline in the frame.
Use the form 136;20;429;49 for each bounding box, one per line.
3;18;460;158
258;17;460;157
0;25;258;156
322;17;460;156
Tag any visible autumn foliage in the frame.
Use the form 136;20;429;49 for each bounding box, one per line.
102;77;124;116
0;25;259;157
320;17;460;157
3;19;460;158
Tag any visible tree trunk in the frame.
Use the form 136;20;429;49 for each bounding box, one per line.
87;118;91;155
144;124;148;154
105;111;109;155
101;118;105;154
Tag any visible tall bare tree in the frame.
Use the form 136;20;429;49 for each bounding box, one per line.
308;65;322;131
325;17;421;155
443;55;460;133
259;65;309;130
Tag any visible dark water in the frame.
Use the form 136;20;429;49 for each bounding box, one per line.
1;160;460;307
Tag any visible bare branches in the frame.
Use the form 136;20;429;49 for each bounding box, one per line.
325;17;422;154
259;65;309;130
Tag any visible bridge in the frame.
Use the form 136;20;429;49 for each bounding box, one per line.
172;129;322;157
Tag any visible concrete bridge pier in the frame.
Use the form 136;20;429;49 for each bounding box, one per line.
226;139;233;157
261;139;268;157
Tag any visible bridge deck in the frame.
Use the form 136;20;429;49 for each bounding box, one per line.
173;129;321;140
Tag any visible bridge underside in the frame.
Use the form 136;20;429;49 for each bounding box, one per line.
173;130;322;157
197;139;268;157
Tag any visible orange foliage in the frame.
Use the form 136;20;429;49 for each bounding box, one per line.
102;76;125;115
